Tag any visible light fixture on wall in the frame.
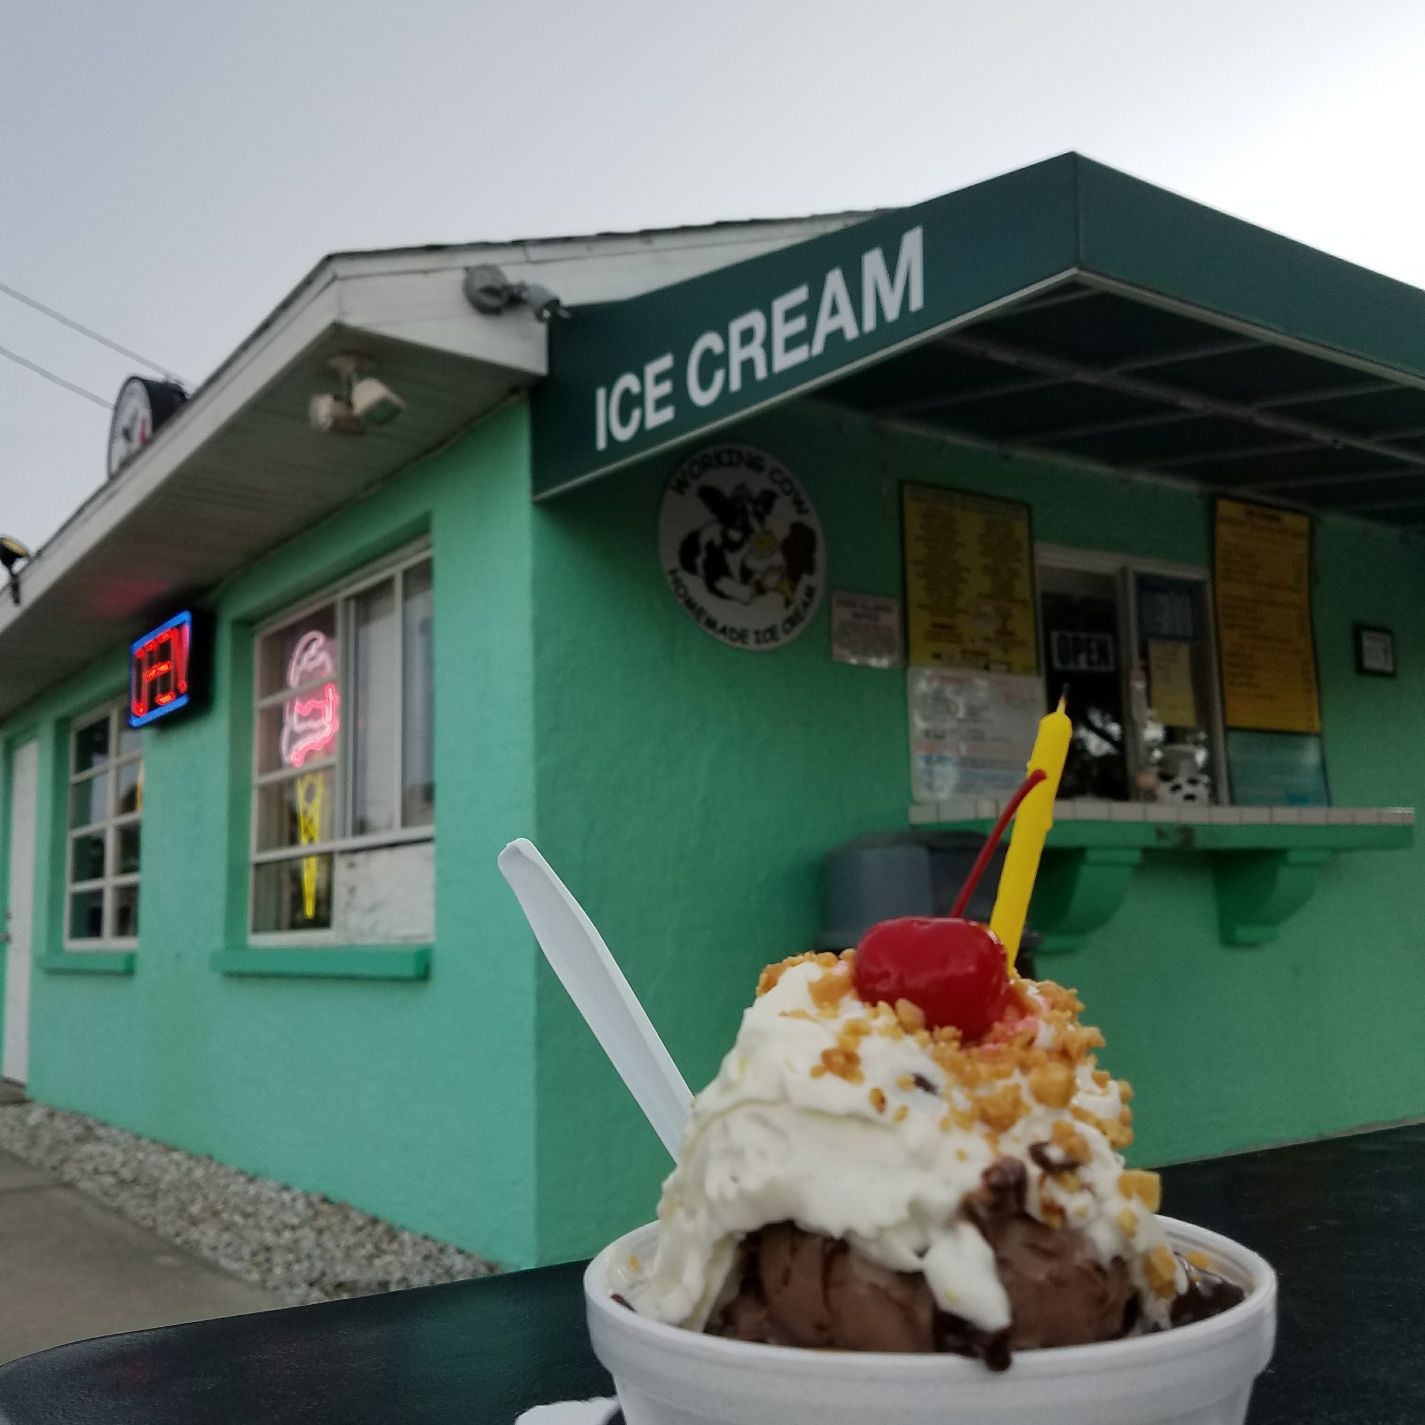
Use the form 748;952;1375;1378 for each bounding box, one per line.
1;535;31;606
308;354;406;435
463;264;570;322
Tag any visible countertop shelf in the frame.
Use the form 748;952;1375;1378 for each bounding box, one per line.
908;815;1413;853
907;805;1414;950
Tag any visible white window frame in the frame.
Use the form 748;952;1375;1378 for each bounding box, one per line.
1035;544;1231;803
248;541;433;944
64;700;142;950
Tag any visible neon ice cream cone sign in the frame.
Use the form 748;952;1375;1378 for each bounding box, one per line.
280;630;340;920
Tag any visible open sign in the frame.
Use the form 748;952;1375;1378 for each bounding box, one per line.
128;609;209;728
1050;629;1116;673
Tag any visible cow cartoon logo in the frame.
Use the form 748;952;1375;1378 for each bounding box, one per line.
658;445;825;651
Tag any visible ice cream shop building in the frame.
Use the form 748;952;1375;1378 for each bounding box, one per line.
3;155;1424;1270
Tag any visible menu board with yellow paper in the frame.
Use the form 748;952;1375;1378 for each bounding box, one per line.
902;486;1038;673
1214;498;1321;734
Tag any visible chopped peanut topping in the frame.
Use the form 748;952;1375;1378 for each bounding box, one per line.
1062;1026;1106;1062
1050;1119;1089;1162
1116;1208;1138;1239
756;952;840;996
1185;1249;1213;1271
1091;1069;1111;1089
812;1046;863;1083
976;1083;1026;1133
810;967;854;1011
1145;1244;1179;1298
1118;1170;1161;1211
1071;1104;1131;1147
1040;1199;1066;1229
1117;1079;1135;1102
896;1074;916;1091
1103;1119;1133;1149
869;1087;887;1113
1028;1060;1075;1108
1034;980;1084;1015
1055;1170;1083;1193
894;998;926;1033
894;1105;909;1122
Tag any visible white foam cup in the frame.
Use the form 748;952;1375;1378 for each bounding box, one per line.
586;1217;1276;1425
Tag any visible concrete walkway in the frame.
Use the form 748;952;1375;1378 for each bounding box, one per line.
0;1146;279;1365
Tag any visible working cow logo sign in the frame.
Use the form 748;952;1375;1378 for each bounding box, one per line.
659;445;824;650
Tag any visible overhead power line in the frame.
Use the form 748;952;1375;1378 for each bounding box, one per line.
0;279;185;384
0;342;110;407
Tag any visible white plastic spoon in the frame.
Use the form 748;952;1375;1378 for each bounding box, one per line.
498;838;692;1159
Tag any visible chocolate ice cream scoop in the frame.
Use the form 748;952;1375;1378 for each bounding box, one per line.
713;1216;1133;1368
968;1157;1135;1350
979;1208;1134;1348
719;1224;936;1353
706;1159;1242;1368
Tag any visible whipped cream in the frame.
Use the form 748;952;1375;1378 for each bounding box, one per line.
630;955;1183;1337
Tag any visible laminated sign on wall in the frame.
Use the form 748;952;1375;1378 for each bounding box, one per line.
909;668;1044;803
1214;498;1321;734
902;486;1038;673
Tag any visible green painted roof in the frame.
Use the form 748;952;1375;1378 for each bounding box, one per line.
535;154;1425;525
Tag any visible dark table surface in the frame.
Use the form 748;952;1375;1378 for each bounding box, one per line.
1;1122;1421;1424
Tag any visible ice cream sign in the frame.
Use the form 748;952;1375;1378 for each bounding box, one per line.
596;228;923;456
531;158;1084;497
280;631;340;767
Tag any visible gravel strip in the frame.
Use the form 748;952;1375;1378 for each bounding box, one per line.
0;1102;496;1305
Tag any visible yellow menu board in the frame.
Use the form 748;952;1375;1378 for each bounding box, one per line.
1214;498;1321;733
902;486;1038;673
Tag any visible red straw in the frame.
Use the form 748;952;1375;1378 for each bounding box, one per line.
948;768;1048;919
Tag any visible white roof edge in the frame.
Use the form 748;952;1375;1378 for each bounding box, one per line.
0;208;873;649
0;259;541;644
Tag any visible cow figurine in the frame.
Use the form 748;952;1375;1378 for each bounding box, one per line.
1154;743;1212;804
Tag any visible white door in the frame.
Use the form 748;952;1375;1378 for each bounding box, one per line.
3;739;37;1084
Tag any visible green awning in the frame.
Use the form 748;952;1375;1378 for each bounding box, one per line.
533;154;1425;526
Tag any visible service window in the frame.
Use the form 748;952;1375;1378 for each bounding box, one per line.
65;702;143;946
1037;549;1226;804
250;546;434;942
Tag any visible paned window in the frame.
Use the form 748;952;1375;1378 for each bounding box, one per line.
251;547;434;939
1038;548;1226;804
65;702;143;945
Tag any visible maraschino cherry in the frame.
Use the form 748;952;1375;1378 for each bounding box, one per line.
853;769;1045;1039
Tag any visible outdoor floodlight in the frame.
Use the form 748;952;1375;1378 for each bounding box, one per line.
463;264;570;322
309;354;404;435
1;534;32;606
350;376;406;426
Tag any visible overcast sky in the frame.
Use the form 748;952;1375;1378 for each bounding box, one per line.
4;0;1425;549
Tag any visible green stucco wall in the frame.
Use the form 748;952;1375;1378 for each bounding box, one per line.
529;399;1425;1263
3;393;1423;1275
0;403;544;1267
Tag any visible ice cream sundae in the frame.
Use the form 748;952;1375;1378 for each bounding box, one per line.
623;936;1241;1369
621;749;1245;1370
